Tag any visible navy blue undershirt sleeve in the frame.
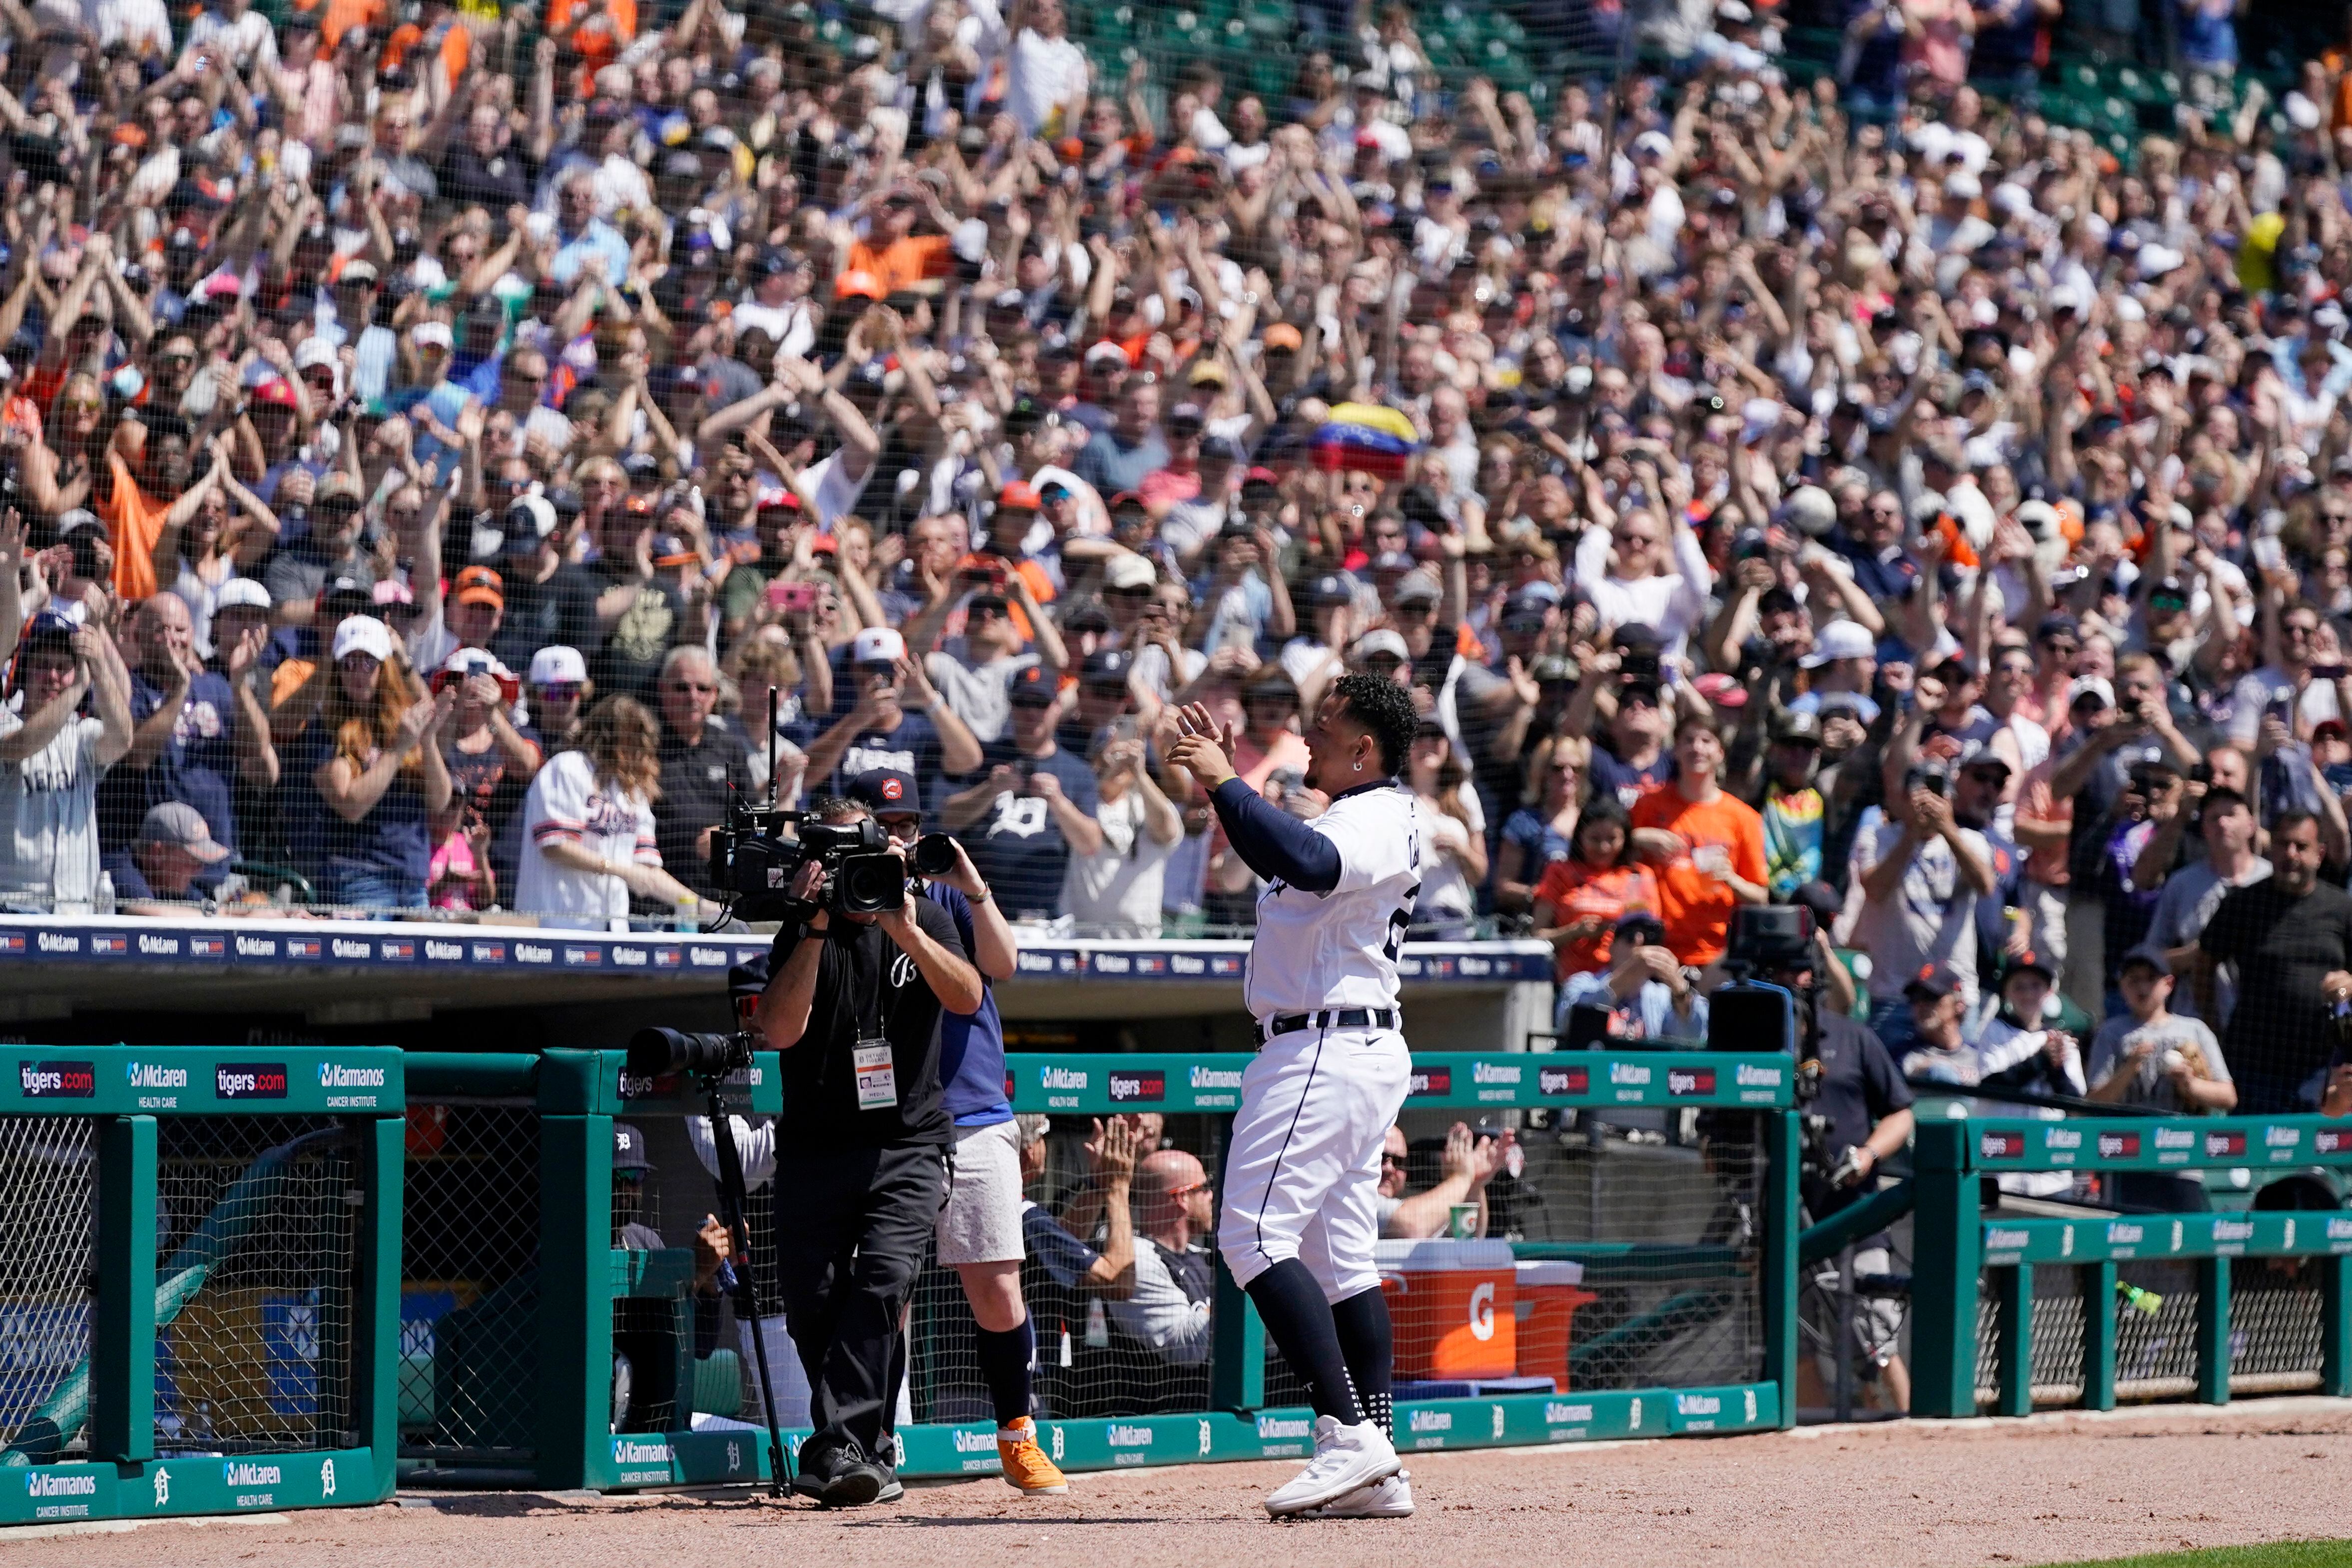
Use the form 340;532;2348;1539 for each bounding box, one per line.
1210;778;1342;893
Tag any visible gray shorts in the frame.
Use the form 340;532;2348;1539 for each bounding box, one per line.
937;1117;1025;1266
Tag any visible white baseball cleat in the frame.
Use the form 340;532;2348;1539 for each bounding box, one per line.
1263;1415;1402;1517
1302;1470;1414;1518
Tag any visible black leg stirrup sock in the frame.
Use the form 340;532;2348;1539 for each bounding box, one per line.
1245;1259;1362;1426
973;1317;1035;1429
1331;1286;1396;1441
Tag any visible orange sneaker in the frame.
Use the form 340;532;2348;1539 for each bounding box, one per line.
996;1418;1069;1494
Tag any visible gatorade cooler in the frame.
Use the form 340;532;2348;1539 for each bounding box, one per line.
1376;1238;1517;1379
1514;1260;1598;1392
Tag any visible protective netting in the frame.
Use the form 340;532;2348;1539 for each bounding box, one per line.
1444;1112;1766;1393
153;1118;359;1456
914;1113;1224;1423
398;1103;542;1463
0;1116;95;1457
901;1107;1766;1424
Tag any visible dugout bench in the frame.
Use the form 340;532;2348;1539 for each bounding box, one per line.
0;1045;404;1525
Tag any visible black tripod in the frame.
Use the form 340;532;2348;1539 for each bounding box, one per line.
700;1081;794;1498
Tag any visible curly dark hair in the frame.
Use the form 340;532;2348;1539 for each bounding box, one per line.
1330;671;1420;778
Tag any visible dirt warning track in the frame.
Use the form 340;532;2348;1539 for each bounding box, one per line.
11;1400;2352;1568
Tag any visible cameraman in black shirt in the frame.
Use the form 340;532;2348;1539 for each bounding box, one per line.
753;794;985;1507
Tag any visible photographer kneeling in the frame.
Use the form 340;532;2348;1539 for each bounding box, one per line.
755;793;985;1507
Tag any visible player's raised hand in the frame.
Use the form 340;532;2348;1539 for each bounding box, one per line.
1164;700;1238;789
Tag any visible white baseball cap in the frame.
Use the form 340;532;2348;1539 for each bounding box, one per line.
293;337;339;372
1800;618;1877;668
852;626;906;667
505;493;560;542
412;320;454;351
529;645;589;686
215;578;272;611
443;647;515;681
2068;675;2115;709
1104;552;1157;591
1352;628;1411;663
332;614;396;664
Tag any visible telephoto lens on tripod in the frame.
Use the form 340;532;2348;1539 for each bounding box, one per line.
628;1027;755;1079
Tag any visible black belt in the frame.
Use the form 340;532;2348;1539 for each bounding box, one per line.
1259;1008;1401;1044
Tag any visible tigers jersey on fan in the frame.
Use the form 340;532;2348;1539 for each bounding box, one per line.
1243;783;1421;1019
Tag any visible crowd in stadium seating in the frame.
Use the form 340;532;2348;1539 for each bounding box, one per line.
2;0;2351;1102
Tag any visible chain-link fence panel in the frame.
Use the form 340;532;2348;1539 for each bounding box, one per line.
1971;1271;2089;1410
152;1117;359;1456
2113;1264;2202;1403
2229;1260;2325;1396
398;1102;540;1464
0;1115;94;1458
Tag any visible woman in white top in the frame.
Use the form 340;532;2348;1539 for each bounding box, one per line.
1060;731;1183;935
1571;503;1715;658
1407;719;1486;938
516;696;717;924
0;615;134;911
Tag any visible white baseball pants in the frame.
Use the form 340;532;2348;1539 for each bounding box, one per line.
1218;1026;1412;1302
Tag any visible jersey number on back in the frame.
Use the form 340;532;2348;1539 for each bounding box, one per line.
1383;889;1419;963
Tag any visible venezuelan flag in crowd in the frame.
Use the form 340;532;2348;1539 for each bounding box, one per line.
1312;403;1419;480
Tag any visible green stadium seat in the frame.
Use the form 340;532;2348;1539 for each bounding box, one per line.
1242;47;1294;100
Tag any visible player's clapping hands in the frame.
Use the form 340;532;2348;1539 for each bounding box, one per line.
1163;702;1238;789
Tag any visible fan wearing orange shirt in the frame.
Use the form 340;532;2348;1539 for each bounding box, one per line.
1530;797;1661;981
1628;712;1768;967
547;0;635;94
845;183;958;297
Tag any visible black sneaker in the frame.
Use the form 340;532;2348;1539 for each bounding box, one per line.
821;1455;888;1508
872;1464;903;1504
789;1441;844;1502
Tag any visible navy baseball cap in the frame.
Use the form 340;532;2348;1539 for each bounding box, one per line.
1613;910;1667;945
1904;961;1965;1003
2003;951;2057;985
612;1122;652;1174
1008;664;1058;707
848;769;921;815
1308;572;1355;607
19;609;75;650
1080;648;1134;688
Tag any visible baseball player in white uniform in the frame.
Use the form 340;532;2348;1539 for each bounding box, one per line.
1165;672;1422;1519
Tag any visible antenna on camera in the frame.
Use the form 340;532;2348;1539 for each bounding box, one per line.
766;685;779;810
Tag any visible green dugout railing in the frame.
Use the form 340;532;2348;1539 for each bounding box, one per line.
0;1046;404;1527
396;1047;1801;1492
400;1049;784;1492
1910;1116;2352;1419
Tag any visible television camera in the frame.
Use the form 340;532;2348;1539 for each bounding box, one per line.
706;797;960;923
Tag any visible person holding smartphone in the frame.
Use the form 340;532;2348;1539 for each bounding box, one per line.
2230;600;2349;751
1061;727;1184;934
